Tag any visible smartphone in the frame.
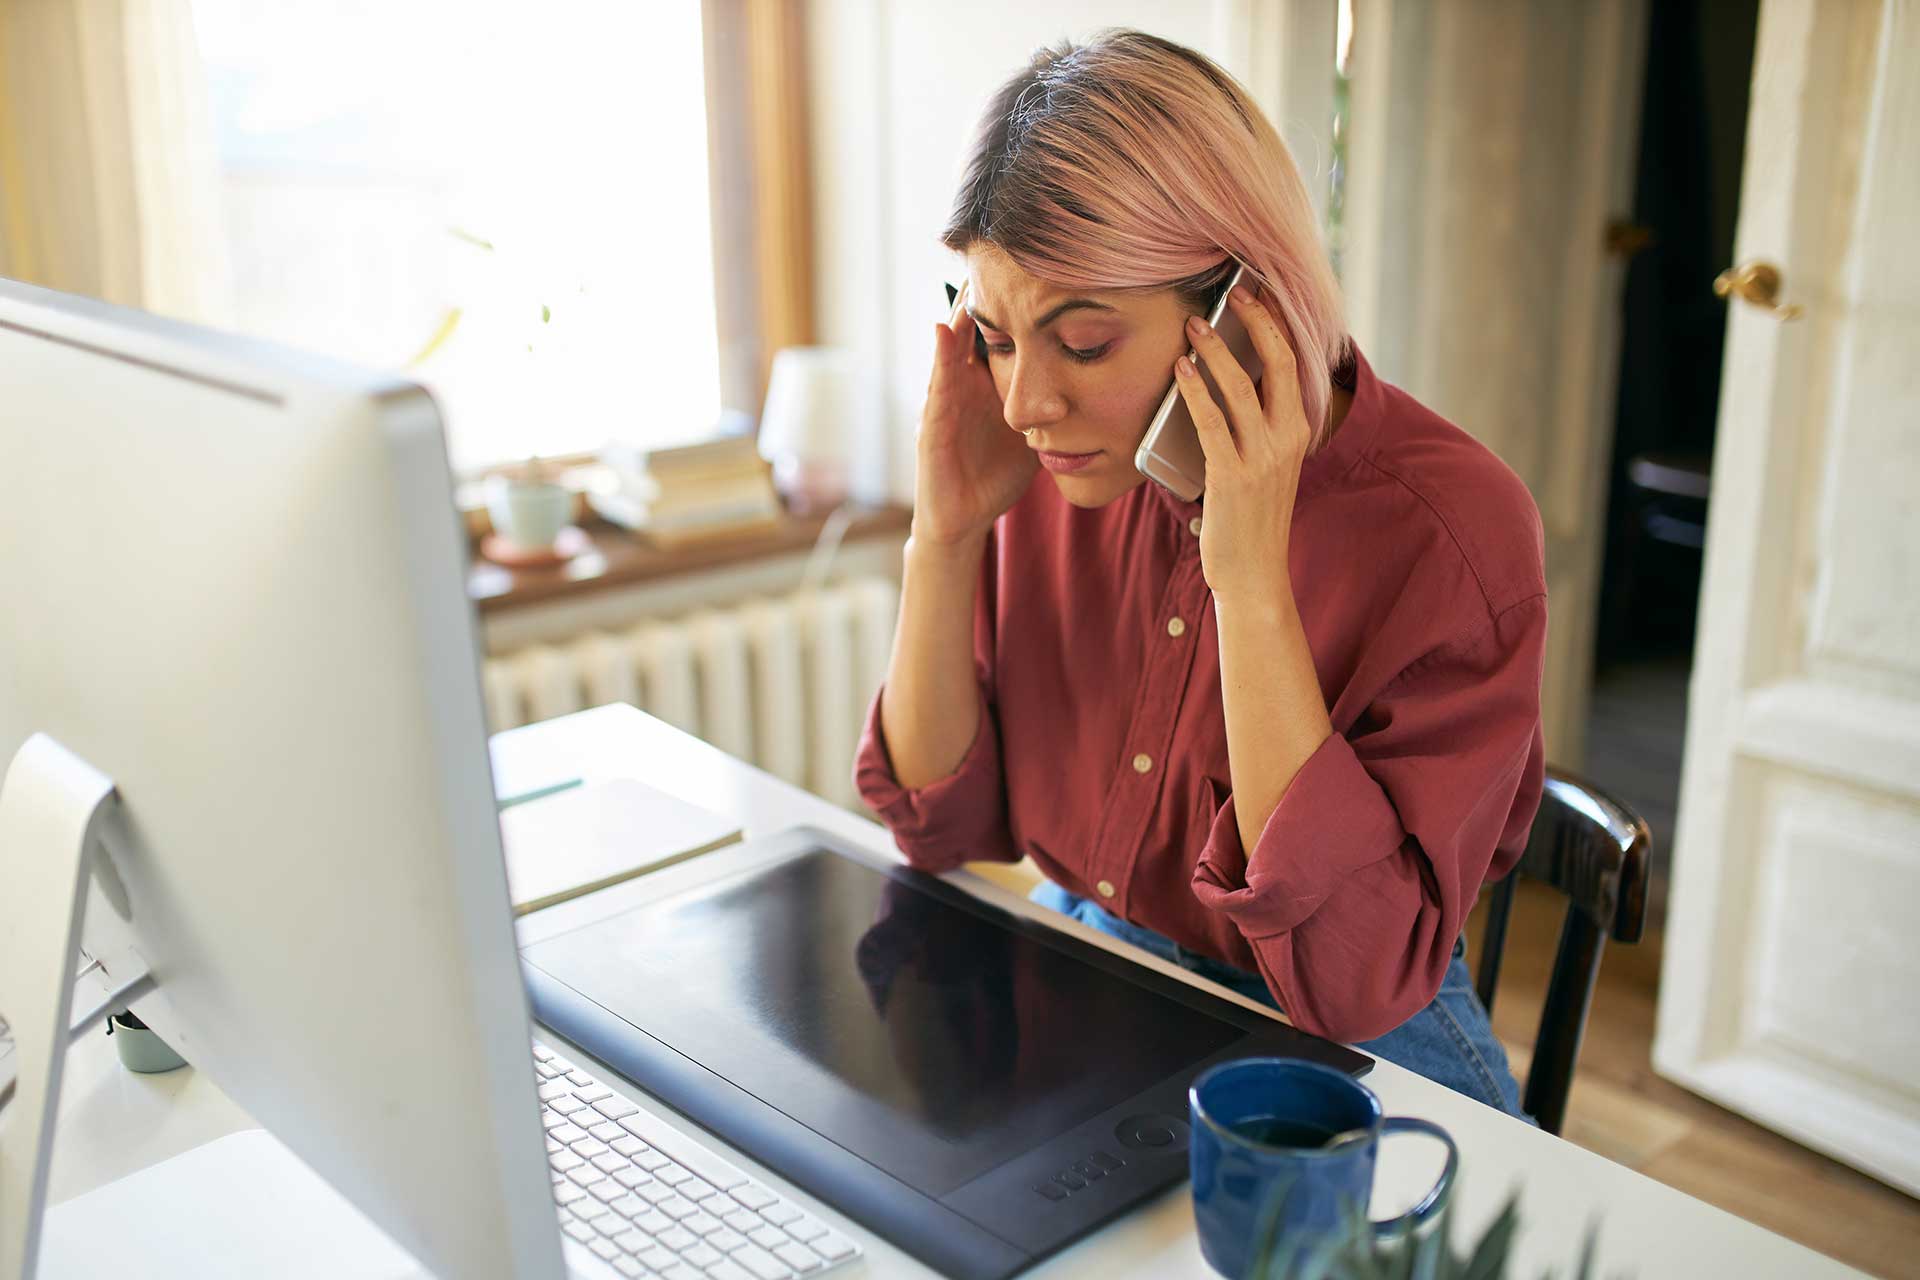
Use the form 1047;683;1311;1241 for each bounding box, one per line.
943;281;990;361
1134;261;1260;502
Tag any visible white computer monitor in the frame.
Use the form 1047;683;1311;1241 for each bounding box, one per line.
0;277;569;1278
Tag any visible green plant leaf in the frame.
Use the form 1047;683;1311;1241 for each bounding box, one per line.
1459;1191;1521;1280
541;304;551;324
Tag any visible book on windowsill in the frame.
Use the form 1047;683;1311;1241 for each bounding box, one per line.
497;776;743;915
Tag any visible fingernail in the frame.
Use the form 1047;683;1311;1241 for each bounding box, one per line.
1187;315;1209;336
1176;355;1196;376
1234;284;1257;303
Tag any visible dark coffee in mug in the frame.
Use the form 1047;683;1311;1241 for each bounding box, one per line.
1226;1117;1340;1149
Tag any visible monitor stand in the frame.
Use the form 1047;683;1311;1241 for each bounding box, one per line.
0;734;155;1280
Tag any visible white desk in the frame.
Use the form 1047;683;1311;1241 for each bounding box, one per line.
48;705;1856;1278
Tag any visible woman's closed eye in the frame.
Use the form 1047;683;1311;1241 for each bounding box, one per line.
978;336;1113;364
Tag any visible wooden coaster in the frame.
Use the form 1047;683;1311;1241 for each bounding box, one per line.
481;525;590;568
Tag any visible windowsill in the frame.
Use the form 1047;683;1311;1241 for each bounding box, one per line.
467;505;912;614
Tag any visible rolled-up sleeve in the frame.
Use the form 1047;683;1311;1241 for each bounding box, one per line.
1191;594;1548;1043
852;528;1017;874
853;680;1014;873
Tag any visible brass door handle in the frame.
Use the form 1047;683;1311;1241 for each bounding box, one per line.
1714;261;1803;320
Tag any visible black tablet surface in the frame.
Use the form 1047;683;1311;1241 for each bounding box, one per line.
520;826;1371;1280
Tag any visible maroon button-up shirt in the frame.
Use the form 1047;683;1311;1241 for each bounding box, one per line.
854;348;1547;1043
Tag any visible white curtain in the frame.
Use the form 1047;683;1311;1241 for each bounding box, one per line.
0;0;231;324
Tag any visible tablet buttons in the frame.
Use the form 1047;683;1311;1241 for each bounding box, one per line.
1031;1149;1130;1203
1115;1114;1190;1151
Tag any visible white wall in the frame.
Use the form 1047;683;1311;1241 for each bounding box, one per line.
807;1;1316;504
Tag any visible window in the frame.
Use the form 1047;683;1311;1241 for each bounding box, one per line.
190;1;725;472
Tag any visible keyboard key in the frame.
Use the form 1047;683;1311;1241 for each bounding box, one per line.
760;1202;801;1227
659;1265;703;1280
707;1262;756;1280
567;1070;594;1086
592;1213;630;1238
535;1060;564;1079
610;1194;648;1218
594;1097;642;1121
656;1163;694;1187
660;1144;750;1192
532;1044;554;1062
732;1245;795;1280
550;1151;585;1175
542;1111;568;1131
683;1212;723;1236
546;1056;574;1074
538;1081;572;1102
638;1181;677;1205
658;1195;699;1220
635;1149;672;1172
550;1124;588;1146
812;1232;855;1262
638;1245;679;1270
731;1185;777;1211
554;1183;589;1207
748;1225;788;1251
612;1229;648;1253
612;1136;649;1158
612;1167;652;1188
613;1260;643;1279
784;1216;826;1243
699;1193;736;1217
589;1121;626;1143
708;1227;749;1253
567;1165;604;1189
682;1242;725;1269
592;1152;630;1174
549;1095;590;1116
657;1226;699;1252
588;1180;626;1203
575;1085;612;1104
573;1139;611;1160
680;1178;716;1201
723;1209;761;1234
563;1220;596;1244
616;1117;653;1142
773;1242;824;1274
589;1237;621;1262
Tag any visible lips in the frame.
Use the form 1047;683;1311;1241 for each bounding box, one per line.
1035;448;1100;475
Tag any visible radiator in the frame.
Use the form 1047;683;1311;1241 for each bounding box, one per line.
482;577;899;810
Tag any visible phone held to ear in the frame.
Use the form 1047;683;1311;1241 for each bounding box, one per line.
1134;261;1261;502
943;281;991;361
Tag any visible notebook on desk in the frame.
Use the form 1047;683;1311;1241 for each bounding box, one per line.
498;777;743;915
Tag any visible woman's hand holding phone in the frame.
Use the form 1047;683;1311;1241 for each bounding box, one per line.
1172;284;1312;605
911;283;1039;550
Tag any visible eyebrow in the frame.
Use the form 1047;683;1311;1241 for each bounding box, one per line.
968;298;1119;333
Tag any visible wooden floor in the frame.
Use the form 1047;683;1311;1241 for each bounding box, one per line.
1467;882;1920;1278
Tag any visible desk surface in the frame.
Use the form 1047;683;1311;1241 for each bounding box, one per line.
50;705;1858;1278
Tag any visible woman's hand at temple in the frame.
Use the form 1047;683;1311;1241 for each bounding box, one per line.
911;286;1040;550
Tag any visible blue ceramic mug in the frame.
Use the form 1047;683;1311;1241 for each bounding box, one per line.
1189;1058;1458;1279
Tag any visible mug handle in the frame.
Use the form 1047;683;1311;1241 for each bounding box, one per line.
1370;1117;1458;1241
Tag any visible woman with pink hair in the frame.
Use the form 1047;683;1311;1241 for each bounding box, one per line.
854;29;1543;1118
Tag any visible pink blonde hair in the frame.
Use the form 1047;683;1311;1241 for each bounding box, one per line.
943;30;1350;447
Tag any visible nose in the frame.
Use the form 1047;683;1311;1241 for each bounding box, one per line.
1001;355;1067;434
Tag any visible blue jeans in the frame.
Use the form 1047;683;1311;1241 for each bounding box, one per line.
1029;880;1532;1122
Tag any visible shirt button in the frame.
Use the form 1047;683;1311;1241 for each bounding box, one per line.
1132;753;1153;774
1096;880;1116;899
1188;516;1203;536
1166;616;1186;638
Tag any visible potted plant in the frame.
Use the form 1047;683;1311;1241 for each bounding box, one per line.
1248;1188;1604;1280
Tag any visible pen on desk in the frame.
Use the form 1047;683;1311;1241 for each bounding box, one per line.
495;778;583;811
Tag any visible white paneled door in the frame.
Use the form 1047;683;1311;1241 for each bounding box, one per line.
1654;0;1920;1194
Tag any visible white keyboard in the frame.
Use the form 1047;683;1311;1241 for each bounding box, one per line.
535;1043;863;1280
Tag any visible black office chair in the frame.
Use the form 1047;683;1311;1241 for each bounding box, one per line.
1474;767;1652;1135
